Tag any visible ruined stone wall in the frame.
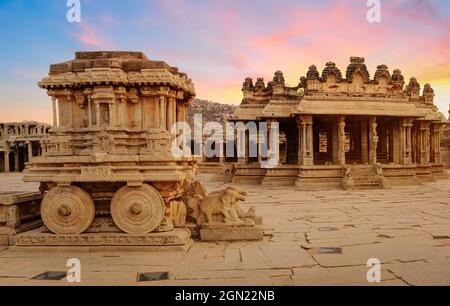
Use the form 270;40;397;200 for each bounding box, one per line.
0;122;50;172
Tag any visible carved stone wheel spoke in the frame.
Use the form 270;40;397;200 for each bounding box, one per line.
41;186;95;235
111;184;165;234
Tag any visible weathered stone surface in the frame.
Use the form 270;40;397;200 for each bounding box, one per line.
0;190;42;246
200;226;263;242
0;172;450;285
16;228;192;247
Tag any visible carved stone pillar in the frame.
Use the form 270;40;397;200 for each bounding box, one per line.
152;98;160;129
172;98;177;127
238;130;249;165
116;99;123;127
27;141;33;162
299;115;314;166
369;117;378;165
95;102;101;127
360;120;369;164
52;97;57;127
401;119;413;164
87;98;93;127
296;118;302;165
68;99;73;128
436;127;442;164
166;97;174;131
109;102;115;127
264;120;276;165
419;122;430;164
337;116;346;165
431;124;442;164
14;147;20;172
4;149;10;173
160;96;166;130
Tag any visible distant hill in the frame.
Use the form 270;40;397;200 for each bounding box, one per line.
186;99;237;127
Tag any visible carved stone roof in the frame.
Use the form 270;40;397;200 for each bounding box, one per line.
423;83;434;95
242;77;254;91
39;51;195;96
306;65;320;81
235;56;443;121
406;77;421;94
254;78;266;92
391;69;405;86
273;71;285;86
345;57;370;82
321;62;343;82
374;65;391;82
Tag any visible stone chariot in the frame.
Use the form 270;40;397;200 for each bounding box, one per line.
22;52;262;243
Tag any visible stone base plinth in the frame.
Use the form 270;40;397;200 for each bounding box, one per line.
431;163;448;179
231;176;263;185
232;165;266;185
210;173;233;183
15;228;192;249
198;162;223;174
382;164;421;186
416;164;435;182
261;166;299;186
0;191;43;246
200;224;263;241
262;176;296;186
296;165;343;190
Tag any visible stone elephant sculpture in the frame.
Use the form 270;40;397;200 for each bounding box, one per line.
187;187;248;225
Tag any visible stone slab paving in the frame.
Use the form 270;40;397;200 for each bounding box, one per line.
0;173;450;285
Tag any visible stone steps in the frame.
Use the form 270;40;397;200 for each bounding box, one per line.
350;166;383;189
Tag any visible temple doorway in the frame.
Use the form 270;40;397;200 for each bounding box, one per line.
0;152;5;172
345;117;364;165
279;119;298;165
313;116;334;165
9;151;15;172
376;117;397;164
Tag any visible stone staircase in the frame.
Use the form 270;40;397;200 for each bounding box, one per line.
349;165;383;190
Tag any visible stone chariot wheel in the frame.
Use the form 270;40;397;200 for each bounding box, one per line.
110;184;165;234
41;186;95;235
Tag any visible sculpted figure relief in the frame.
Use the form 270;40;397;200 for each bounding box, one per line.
169;200;187;227
186;186;254;226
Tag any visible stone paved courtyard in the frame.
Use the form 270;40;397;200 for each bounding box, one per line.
0;173;450;286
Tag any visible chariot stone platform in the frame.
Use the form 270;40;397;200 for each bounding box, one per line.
11;51;263;248
15;227;193;249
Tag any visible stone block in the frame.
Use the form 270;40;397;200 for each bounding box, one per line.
0;191;42;246
200;225;263;241
15;227;192;247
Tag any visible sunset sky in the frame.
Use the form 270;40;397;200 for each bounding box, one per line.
0;0;449;123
